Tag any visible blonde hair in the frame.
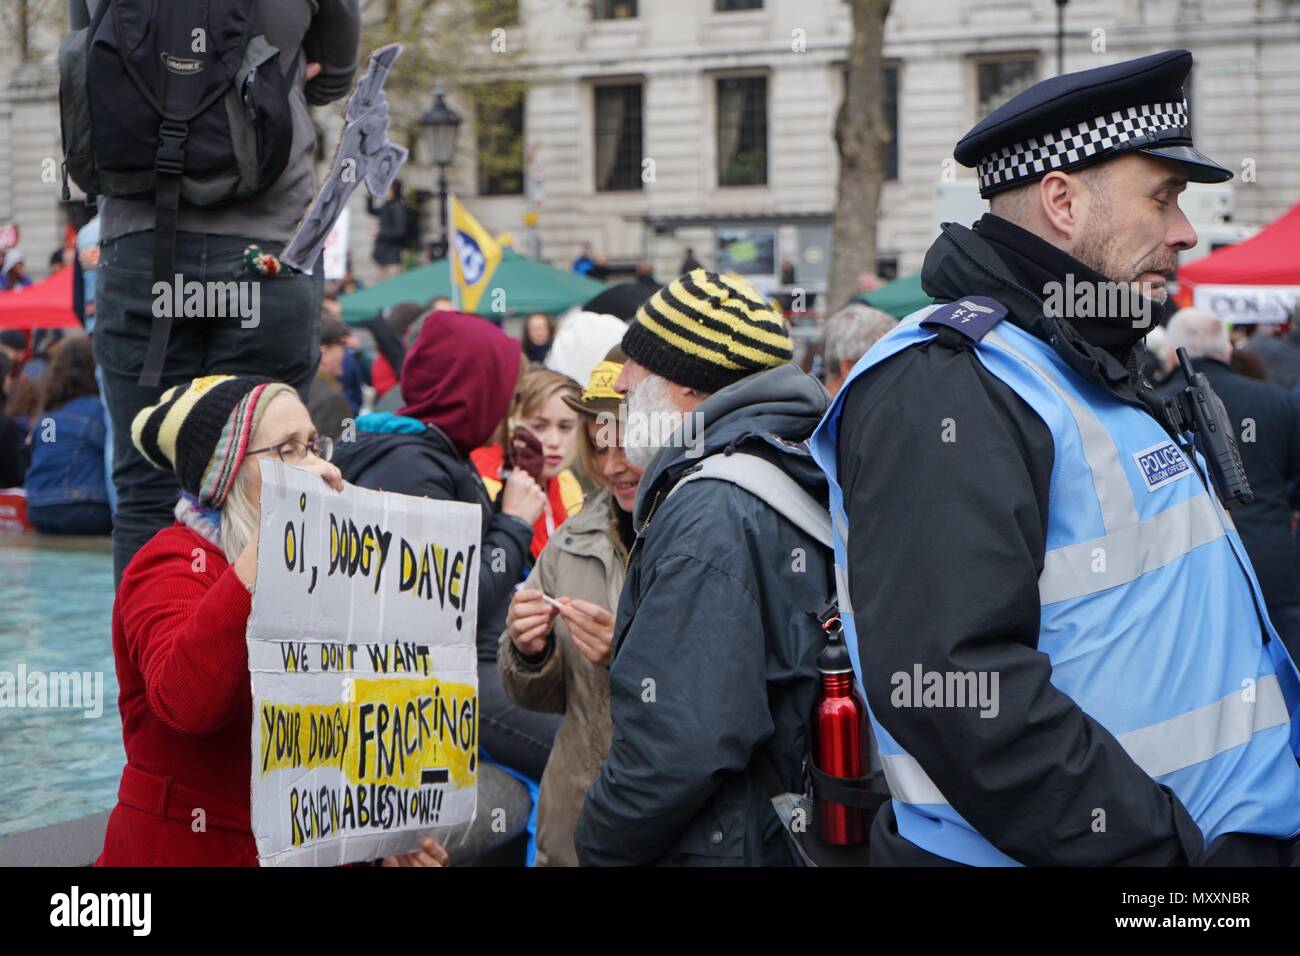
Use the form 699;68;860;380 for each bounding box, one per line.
575;411;620;492
220;466;259;564
219;390;296;564
497;367;580;447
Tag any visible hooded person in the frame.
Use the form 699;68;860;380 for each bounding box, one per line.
573;270;834;866
330;310;562;780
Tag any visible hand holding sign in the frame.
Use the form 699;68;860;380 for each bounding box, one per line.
382;836;450;867
235;459;343;587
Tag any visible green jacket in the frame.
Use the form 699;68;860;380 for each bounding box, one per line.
498;489;628;867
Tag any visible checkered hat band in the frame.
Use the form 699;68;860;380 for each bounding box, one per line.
977;100;1188;191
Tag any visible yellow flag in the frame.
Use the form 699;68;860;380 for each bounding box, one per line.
449;195;502;313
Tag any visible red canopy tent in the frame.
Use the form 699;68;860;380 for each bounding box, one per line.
1177;201;1300;323
0;266;79;331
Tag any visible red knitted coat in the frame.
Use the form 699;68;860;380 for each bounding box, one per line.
96;524;258;866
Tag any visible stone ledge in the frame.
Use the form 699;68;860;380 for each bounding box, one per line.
0;764;530;867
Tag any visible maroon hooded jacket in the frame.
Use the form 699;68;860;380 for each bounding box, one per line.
398;310;521;456
332;311;533;662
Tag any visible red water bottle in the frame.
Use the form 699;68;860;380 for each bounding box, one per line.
812;615;869;845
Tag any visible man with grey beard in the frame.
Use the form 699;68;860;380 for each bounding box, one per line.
574;270;834;866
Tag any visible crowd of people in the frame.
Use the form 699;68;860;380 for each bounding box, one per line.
7;8;1300;871
1;327;113;533
9;188;1300;870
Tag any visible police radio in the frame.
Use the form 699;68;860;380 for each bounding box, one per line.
1166;347;1254;509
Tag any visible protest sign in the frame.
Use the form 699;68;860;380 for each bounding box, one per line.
247;460;481;866
281;45;408;274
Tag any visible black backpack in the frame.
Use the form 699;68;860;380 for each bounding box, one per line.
58;0;294;385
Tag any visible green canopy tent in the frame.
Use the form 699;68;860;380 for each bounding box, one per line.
853;272;932;320
339;248;607;324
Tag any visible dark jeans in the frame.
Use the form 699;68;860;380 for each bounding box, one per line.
93;231;322;583
29;501;113;536
478;664;561;781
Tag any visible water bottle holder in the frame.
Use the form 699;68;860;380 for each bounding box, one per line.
809;763;889;811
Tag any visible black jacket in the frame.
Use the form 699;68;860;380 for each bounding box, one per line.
839;214;1293;866
1241;333;1300;392
1158;358;1300;606
574;364;831;866
331;424;533;662
367;197;408;263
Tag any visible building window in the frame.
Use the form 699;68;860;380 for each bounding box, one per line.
472;0;519;30
593;0;637;18
477;85;525;196
976;57;1037;120
717;76;767;186
594;84;644;192
716;0;763;10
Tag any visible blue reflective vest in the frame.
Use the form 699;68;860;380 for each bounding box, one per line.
810;305;1300;866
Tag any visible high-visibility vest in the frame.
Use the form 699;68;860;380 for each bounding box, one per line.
810;303;1300;866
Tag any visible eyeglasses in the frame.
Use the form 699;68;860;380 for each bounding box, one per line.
246;435;334;465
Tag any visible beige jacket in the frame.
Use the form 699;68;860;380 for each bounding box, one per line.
498;489;628;867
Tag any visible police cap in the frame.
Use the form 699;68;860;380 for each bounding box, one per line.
955;49;1232;198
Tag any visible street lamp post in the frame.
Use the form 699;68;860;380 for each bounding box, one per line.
418;82;462;261
1055;0;1069;76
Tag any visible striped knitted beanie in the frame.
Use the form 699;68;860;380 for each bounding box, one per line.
621;269;793;394
131;375;297;509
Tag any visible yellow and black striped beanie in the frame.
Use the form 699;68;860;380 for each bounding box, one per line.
131;375;297;509
622;269;793;394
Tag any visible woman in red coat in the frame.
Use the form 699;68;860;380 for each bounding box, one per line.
97;374;446;867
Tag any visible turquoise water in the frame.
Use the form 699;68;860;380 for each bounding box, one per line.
0;542;124;836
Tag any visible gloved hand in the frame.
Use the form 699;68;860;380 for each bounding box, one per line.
508;425;546;486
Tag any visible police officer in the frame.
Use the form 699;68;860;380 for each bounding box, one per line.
811;50;1300;866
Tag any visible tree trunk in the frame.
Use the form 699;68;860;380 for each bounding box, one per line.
827;0;892;313
20;0;31;61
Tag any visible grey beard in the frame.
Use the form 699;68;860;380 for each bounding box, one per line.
623;374;682;472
